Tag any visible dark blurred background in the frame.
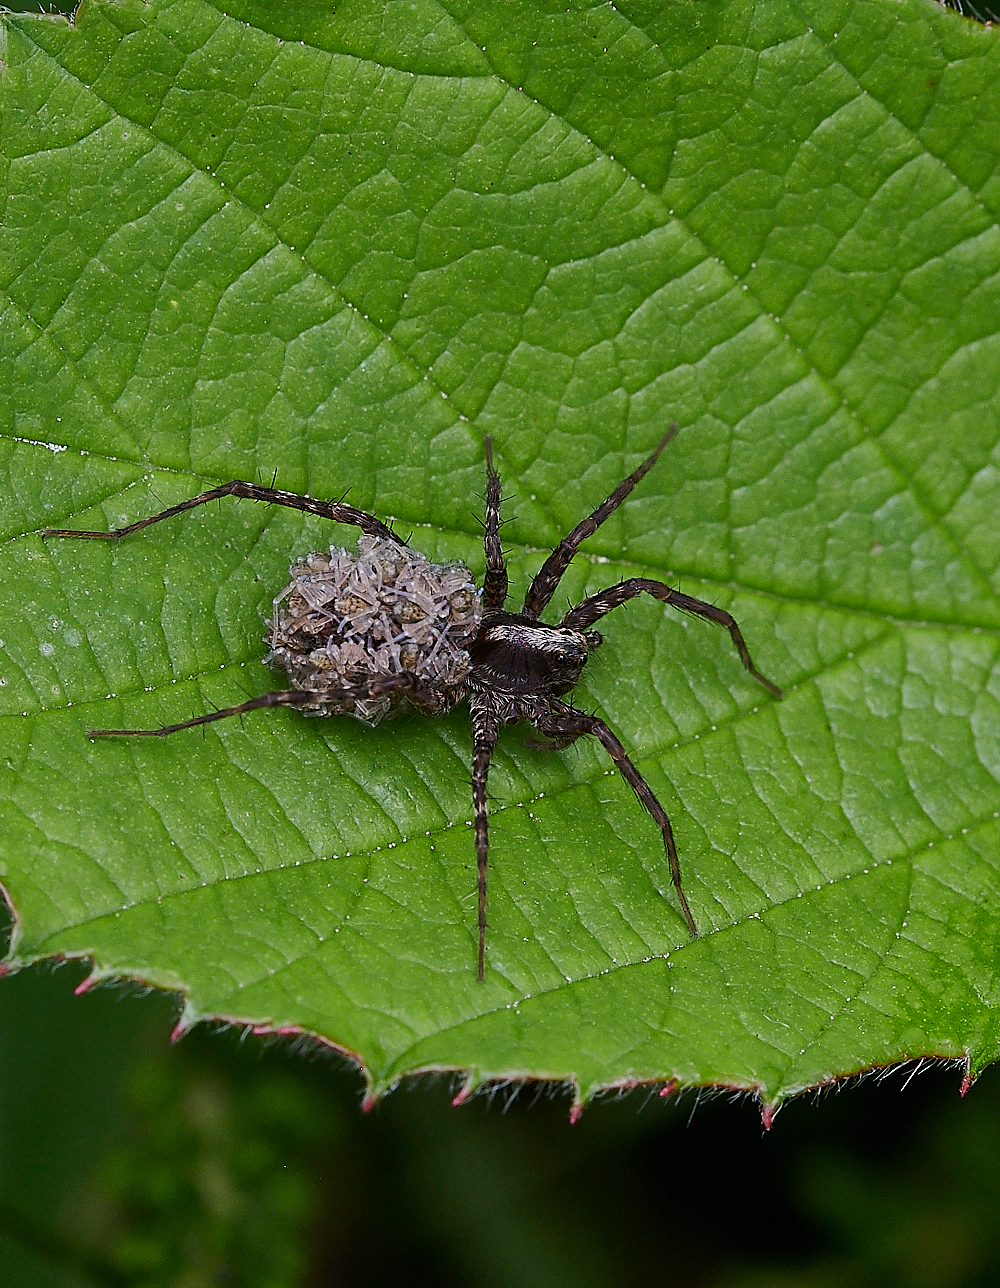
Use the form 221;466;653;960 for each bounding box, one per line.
2;934;1000;1288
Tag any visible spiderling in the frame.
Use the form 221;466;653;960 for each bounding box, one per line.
268;536;481;724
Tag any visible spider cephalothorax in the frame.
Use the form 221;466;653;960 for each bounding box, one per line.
45;426;781;980
469;617;598;696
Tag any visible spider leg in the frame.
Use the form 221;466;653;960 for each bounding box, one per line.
374;671;454;716
482;438;508;611
521;424;678;620
532;702;697;937
523;732;582;751
471;708;500;980
86;687;326;737
86;672;438;737
560;579;782;698
42;482;402;545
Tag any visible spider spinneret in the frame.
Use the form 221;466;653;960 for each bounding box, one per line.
44;425;782;981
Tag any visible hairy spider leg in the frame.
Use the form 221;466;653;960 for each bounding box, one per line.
43;481;403;545
533;700;698;937
520;424;678;620
560;579;782;698
471;709;500;981
83;673;443;738
87;687;321;737
481;438;508;612
522;731;580;751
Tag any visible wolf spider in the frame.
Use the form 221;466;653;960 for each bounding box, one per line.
45;426;781;980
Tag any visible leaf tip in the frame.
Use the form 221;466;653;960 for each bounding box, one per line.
451;1077;476;1107
568;1101;584;1125
169;1002;199;1044
658;1079;679;1099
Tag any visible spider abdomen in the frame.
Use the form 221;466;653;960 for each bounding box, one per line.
268;535;482;723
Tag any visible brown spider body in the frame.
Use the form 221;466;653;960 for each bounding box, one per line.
44;427;781;981
468;615;596;699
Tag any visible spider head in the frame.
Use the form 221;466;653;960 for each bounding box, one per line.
471;615;597;695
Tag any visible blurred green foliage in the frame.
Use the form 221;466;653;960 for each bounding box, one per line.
0;966;335;1288
92;1062;333;1286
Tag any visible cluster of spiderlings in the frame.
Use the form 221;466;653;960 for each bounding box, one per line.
266;535;482;724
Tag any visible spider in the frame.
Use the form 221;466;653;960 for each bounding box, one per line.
44;426;781;981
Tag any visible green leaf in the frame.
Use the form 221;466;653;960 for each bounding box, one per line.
2;0;1000;1111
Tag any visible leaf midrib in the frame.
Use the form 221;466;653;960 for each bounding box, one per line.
17;489;1000;655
